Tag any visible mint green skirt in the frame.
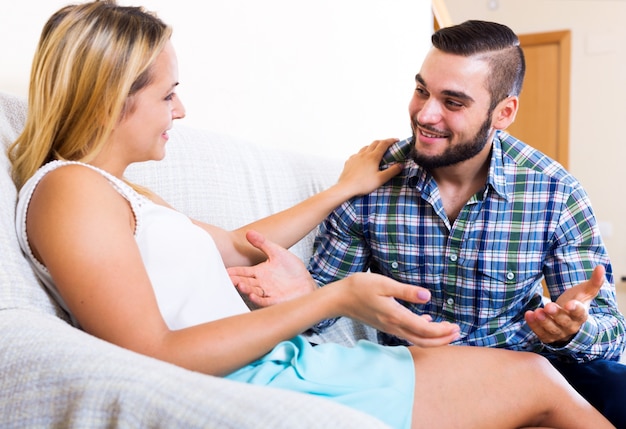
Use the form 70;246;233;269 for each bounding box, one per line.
225;336;414;429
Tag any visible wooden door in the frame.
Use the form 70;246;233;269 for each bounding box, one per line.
506;31;571;168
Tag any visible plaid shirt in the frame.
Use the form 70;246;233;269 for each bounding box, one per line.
309;131;625;362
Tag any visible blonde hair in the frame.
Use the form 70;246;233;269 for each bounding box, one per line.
8;0;172;189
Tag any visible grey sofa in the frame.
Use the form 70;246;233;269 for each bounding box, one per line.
0;92;386;428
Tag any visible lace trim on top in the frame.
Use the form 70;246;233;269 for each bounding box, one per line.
18;160;148;275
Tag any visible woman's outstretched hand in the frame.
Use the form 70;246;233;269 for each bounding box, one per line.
228;230;317;307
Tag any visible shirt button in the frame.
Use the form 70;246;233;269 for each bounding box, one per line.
449;254;458;262
506;271;515;280
446;298;454;305
391;261;399;269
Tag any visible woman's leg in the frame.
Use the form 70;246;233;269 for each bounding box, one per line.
548;357;626;428
407;345;614;429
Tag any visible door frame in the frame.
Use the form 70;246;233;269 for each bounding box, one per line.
517;30;571;168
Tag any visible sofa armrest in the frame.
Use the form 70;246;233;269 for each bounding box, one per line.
0;309;389;428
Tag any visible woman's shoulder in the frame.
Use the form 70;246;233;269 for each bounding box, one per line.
36;161;102;184
27;161;145;206
23;161;136;227
31;162;115;201
33;160;123;186
18;161;139;276
21;161;112;194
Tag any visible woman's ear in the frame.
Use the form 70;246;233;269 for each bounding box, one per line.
492;96;519;130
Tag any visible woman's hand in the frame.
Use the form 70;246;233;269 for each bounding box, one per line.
335;138;404;197
228;230;317;307
331;272;461;348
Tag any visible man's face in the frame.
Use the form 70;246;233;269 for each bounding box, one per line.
408;48;495;170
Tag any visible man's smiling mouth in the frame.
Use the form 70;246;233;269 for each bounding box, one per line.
418;126;449;139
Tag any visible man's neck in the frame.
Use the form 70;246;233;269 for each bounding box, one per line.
431;141;493;224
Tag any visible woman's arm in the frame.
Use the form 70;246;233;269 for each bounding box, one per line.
194;138;403;267
26;167;458;376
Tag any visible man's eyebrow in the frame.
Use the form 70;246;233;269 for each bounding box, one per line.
415;73;475;104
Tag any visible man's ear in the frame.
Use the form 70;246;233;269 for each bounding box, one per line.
492;96;519;130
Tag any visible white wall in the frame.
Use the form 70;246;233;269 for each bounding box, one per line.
1;0;432;160
444;0;626;305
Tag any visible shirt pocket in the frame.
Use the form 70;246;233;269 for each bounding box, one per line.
371;240;444;286
470;260;539;321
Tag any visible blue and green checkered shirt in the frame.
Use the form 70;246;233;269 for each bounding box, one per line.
309;131;625;362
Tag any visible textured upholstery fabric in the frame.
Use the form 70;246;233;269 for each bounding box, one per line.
0;92;65;316
0;92;387;428
125;124;339;263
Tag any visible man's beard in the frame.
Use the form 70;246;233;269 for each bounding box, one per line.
410;113;493;170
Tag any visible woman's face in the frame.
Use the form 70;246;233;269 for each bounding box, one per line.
105;40;186;170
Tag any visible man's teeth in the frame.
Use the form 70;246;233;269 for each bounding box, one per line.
422;130;443;138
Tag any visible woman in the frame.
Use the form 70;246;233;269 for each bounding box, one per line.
9;2;613;428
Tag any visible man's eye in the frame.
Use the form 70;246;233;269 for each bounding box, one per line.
446;99;463;109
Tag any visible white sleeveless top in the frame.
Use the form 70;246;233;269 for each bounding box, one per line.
16;161;250;330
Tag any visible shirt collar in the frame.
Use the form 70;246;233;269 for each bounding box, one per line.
406;130;511;202
486;130;510;201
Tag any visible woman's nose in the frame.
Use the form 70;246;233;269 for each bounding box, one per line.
173;96;186;120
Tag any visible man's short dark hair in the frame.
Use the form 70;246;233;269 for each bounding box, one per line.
432;20;526;109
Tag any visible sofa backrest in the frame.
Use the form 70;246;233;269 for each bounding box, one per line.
126;124;343;261
0;91;343;315
0;92;68;315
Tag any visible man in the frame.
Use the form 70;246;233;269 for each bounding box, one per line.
231;20;626;426
309;19;626;425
